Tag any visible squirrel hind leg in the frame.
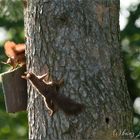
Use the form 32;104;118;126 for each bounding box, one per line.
43;97;56;117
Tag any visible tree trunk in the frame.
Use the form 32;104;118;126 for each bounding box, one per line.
24;0;133;139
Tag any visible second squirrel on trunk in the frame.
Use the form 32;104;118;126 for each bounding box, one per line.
22;72;85;116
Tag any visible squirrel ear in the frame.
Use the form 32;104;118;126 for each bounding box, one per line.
53;78;64;87
58;78;64;86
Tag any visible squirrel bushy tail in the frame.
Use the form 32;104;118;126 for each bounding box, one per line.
52;93;84;115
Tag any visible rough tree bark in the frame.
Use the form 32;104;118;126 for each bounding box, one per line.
24;0;133;139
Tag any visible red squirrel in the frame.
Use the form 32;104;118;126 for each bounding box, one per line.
22;72;85;116
3;41;26;69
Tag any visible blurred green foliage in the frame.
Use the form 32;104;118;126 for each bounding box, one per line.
121;3;140;137
0;0;23;21
0;0;28;139
121;3;140;101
